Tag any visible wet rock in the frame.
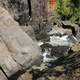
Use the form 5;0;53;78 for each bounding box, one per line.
62;21;79;36
40;43;70;63
51;46;70;57
49;35;73;46
48;27;77;46
48;27;72;36
76;31;80;42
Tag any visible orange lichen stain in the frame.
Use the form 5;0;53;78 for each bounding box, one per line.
48;0;57;11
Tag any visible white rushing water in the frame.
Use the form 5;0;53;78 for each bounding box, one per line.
42;50;57;63
49;35;73;46
37;27;78;63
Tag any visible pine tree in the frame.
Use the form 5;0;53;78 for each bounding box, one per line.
57;0;80;25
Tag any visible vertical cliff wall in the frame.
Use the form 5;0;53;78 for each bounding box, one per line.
0;0;48;26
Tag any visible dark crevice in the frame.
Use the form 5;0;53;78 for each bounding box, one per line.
8;69;26;80
62;24;76;36
7;0;32;25
0;65;26;80
0;66;9;80
27;0;32;17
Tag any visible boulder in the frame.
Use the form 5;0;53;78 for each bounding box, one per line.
48;27;72;36
0;70;8;80
61;21;80;36
0;37;21;77
0;6;41;78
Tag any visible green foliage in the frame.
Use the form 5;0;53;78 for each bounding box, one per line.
57;0;80;24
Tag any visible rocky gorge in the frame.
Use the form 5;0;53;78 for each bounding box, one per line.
0;0;80;80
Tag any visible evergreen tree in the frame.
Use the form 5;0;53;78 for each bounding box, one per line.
57;0;80;25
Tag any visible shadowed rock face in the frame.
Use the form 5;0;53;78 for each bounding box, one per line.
0;0;29;25
0;0;48;26
51;46;70;57
0;7;42;79
0;70;8;80
0;0;50;40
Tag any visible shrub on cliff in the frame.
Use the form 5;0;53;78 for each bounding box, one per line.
57;0;80;25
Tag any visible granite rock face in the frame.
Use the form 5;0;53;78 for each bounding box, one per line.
0;0;48;26
0;1;48;79
0;0;49;41
21;25;36;40
0;70;8;80
0;6;41;79
0;0;29;25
